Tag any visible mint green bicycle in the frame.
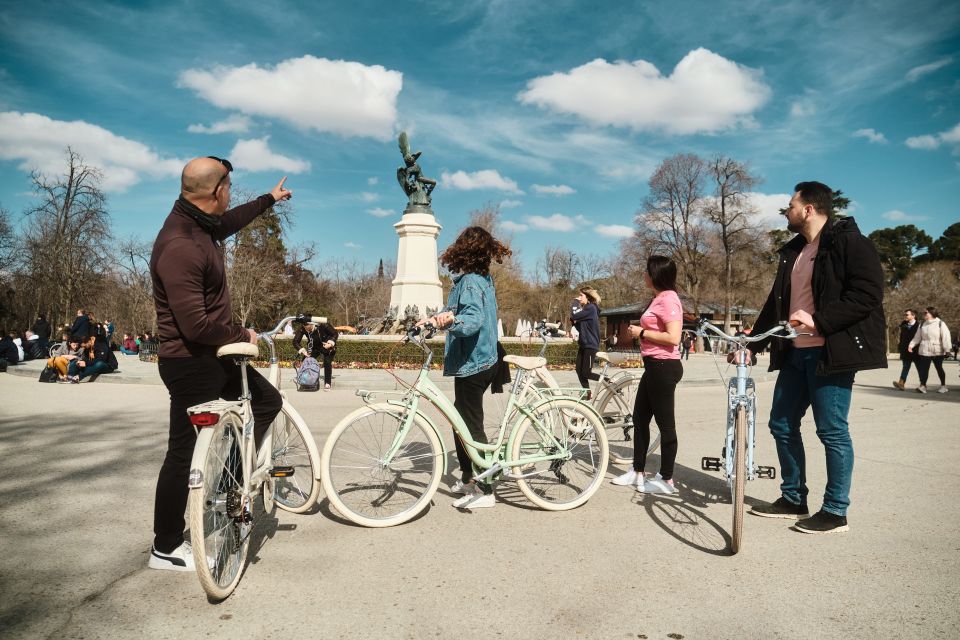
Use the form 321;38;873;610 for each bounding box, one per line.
319;325;609;527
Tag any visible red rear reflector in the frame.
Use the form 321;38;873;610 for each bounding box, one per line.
190;412;220;427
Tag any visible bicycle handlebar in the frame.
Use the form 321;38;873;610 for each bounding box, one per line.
696;319;799;345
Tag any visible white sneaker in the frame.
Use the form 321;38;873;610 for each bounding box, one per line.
917;385;927;394
643;474;677;495
450;479;471;495
937;386;948;394
452;490;495;509
148;541;196;572
611;469;642;487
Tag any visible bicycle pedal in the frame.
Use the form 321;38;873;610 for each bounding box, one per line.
269;466;295;477
701;456;722;471
757;465;776;479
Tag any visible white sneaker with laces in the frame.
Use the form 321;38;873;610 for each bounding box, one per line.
452;489;495;509
938;386;948;394
450;479;471;495
611;469;643;487
917;385;927;394
148;541;196;572
643;473;677;495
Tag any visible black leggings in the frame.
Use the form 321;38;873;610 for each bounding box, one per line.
632;358;683;479
453;366;498;493
915;355;946;386
575;348;601;388
154;356;282;553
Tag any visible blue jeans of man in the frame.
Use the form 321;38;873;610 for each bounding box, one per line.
68;360;113;380
768;347;854;516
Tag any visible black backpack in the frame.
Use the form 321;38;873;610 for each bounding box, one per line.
39;365;59;383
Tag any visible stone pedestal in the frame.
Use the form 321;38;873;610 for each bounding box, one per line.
388;202;443;328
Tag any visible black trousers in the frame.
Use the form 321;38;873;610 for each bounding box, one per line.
319;352;334;385
575;347;601;388
632;358;684;479
915;355;946;386
452;365;498;492
153;355;282;552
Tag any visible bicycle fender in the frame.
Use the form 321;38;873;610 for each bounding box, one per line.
188;427;217;489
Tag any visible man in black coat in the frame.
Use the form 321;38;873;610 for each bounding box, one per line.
747;181;885;535
32;314;52;350
69;309;91;340
893;309;919;390
294;321;339;389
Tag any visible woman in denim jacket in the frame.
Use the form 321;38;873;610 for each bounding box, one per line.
424;226;511;510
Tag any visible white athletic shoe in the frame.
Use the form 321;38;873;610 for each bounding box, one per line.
450;479;471;495
452;490;495;509
917;385;927;394
643;473;677;495
611;469;642;487
148;541;196;572
937;386;948;394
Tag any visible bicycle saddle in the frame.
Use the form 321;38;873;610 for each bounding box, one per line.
595;351;610;364
503;355;547;370
217;342;260;358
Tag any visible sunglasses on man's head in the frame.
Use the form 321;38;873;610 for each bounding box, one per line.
207;156;233;195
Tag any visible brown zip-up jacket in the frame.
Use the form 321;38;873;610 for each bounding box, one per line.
150;195;275;358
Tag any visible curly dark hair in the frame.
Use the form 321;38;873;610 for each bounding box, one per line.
439;226;512;276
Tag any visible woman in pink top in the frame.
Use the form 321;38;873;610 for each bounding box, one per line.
611;256;684;494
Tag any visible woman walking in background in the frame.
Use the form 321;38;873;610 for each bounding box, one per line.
570;287;602;398
612;255;683;494
892;309;919;390
908;306;951;394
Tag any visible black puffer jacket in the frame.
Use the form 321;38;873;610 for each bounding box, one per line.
752;217;887;375
896;321;920;360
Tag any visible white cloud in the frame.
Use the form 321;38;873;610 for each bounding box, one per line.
441;169;522;194
178;55;402;140
367;176;379;185
499;199;523;208
789;94;817;118
0;111;183;191
527;213;587;232
882;210;929;222
187;114;252;135
744;192;793;227
599;163;653;181
229;137;310;173
905;57;953;83
344;241;362;249
517;48;771;134
595;224;634;238
905;122;960;151
361;191;379;202
531;183;576;196
366;207;394;218
500;220;529;233
852;128;887;144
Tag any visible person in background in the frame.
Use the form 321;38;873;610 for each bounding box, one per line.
119;333;140;355
48;336;84;381
69;309;91;340
570;287;602;397
908;306;951;394
32;314;52;351
893;309;919;391
66;334;118;382
680;331;693;360
22;331;46;360
294;320;339;390
0;331;20;364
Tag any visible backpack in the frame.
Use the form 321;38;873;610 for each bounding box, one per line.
39;365;59;383
295;357;321;391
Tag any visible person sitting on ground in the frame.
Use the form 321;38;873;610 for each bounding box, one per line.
0;331;19;365
47;336;84;381
119;333;139;355
22;331;46;360
294;321;339;390
66;334;118;383
69;309;91;340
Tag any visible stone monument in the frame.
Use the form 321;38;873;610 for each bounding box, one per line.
387;131;443;330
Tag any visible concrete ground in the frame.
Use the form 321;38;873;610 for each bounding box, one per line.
1;355;958;639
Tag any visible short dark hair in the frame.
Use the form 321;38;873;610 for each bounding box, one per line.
69;335;83;344
647;255;677;291
925;306;939;318
440;226;512;276
794;181;834;218
905;308;917;316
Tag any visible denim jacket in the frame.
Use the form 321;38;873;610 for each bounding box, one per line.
442;273;499;377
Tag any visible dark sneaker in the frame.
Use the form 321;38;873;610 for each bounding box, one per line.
749;497;809;519
793;510;849;535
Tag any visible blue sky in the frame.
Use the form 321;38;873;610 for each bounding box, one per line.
1;0;958;274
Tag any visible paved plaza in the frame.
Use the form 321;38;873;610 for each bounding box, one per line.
1;355;958;639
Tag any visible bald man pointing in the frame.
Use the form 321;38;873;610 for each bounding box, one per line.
147;156;291;571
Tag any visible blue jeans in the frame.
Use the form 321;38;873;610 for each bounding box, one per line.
68;360;113;380
768;347;855;516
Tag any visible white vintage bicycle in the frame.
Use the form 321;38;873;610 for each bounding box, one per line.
186;314;324;600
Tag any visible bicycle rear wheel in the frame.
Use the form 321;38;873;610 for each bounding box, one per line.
320;406;443;527
510;398;608;511
730;405;747;555
189;413;250;600
269;405;321;513
594;375;659;465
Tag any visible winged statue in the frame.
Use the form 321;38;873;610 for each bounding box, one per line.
396;131;436;207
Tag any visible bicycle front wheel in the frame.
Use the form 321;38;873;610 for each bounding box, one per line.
594;375;659;465
270;405;321;513
320;406;443;527
510;398;608;511
189;413;250;601
730;405;747;555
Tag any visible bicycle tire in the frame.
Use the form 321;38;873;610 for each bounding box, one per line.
189;413;250;601
594;375;659;465
320;405;443;528
270;404;322;513
510;398;608;511
731;405;747;555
